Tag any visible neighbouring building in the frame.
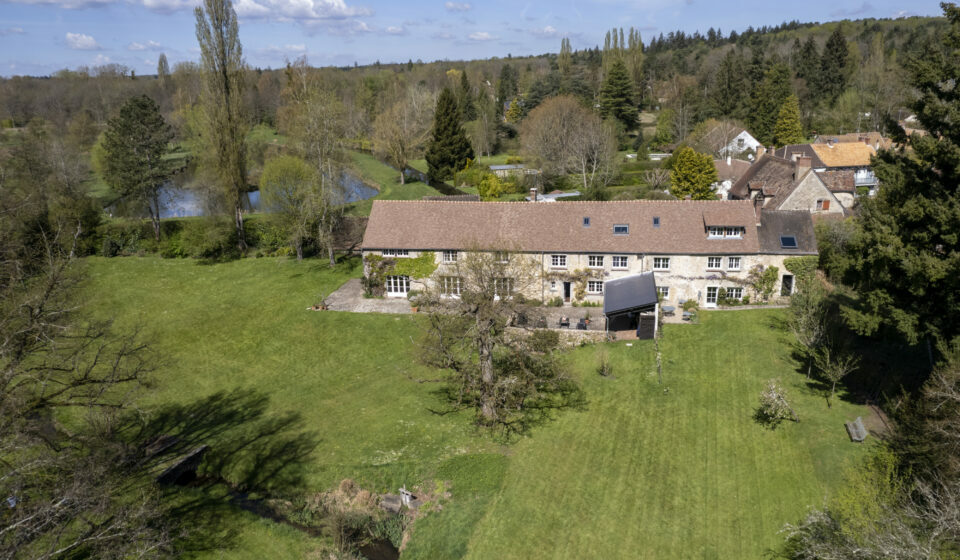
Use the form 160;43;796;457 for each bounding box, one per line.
728;152;849;215
774;141;879;192
361;199;817;309
489;164;541;179
813;131;892;151
713;156;752;200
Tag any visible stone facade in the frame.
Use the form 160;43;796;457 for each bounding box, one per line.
367;249;798;309
777;172;845;215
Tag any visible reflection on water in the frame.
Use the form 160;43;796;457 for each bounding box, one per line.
155;171;377;218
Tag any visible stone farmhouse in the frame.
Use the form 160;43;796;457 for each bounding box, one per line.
361;199;817;310
774;141;879;191
728;151;851;215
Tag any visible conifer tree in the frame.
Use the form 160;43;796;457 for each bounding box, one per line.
711;50;747;119
749;63;793;145
818;26;849;103
773;95;804;147
460;71;477;121
599;58;637;130
669;146;718;200
425;87;474;183
101;94;175;242
496;64;517;118
844;4;960;345
794;35;820;85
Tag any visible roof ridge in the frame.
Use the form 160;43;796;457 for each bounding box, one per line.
371;199;753;205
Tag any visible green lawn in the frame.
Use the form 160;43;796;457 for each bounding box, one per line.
408;154;516;174
83;257;872;558
345;150;442;215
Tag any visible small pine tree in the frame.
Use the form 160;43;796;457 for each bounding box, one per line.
505;97;523;123
599;59;637;130
669;146;718;200
773;95;804;147
425;87;474;183
460;71;477;121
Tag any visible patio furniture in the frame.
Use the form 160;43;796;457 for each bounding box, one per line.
845;417;867;442
682;311;692;321
577;318;587;330
662;305;676;316
535;315;547;328
559;317;570;328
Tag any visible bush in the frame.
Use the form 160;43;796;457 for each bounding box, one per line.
682;299;699;311
529;329;560;353
179;218;239;261
547;296;564;307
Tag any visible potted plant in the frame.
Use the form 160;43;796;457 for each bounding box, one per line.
407;290;421;313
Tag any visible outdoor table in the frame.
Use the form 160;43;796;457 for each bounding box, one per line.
662;305;676;316
682;311;692;320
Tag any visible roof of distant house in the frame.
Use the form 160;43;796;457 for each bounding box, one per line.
756;210;818;254
362;199;816;255
816;169;856;192
489;164;525;170
729;155;798;201
814;132;892;150
775;142;876;168
713;158;752;182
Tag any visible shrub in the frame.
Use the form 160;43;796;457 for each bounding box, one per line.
717;287;728;306
547;296;564;307
682;299;699;311
529;329;560;353
179;218;239;261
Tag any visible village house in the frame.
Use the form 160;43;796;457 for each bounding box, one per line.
361;199;817;310
813;131;892;151
774;140;879;192
713;156;752;200
728;150;849;214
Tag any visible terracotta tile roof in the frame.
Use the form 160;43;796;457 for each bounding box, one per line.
713;158;752;182
362;199;810;256
809;142;876;168
814;132;892;150
774;144;824;168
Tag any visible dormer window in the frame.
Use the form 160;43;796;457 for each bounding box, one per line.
613;224;629;235
708;226;744;239
653;216;660;228
583;217;591;227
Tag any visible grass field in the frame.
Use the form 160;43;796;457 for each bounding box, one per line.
345;150;442;215
83;256;873;558
408;154;515;174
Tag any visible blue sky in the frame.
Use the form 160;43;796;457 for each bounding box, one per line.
0;0;946;76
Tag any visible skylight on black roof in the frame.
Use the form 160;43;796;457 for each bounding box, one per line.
780;235;798;249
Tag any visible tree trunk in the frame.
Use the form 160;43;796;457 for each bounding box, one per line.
151;194;161;243
400;170;406;185
234;203;247;253
295;241;303;261
478;333;496;423
328;244;335;268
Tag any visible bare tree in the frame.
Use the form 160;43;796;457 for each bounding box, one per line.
788;276;829;378
372;85;434;184
418;248;582;435
815;346;860;407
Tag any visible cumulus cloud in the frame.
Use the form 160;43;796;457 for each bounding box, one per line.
0;27;26;36
384;25;406;35
444;1;470;11
467;31;496;41
127;39;162;51
234;0;370;21
94;53;111;64
531;25;561;38
65;32;100;50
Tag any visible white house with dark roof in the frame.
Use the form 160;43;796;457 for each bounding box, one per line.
361;199;817;309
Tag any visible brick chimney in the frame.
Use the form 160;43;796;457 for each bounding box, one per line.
529;187;537;202
794;156;812;179
754;193;764;226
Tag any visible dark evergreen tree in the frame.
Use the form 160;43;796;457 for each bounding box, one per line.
710;50;748;119
843;5;960;345
599;59;637;130
817;26;850;103
496;64;518;118
101;94;175;242
794;35;821;84
460;71;477;121
749;63;793;145
425;87;474;183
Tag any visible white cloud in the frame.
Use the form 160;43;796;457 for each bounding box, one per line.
257;43;307;55
531;25;561;37
138;0;196;13
4;0;112;8
385;25;405;35
65;32;100;50
234;0;370;21
468;31;496;41
94;53;111;64
0;27;25;36
127;39;162;51
444;1;470;11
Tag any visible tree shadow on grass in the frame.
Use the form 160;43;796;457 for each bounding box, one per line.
118;388;321;554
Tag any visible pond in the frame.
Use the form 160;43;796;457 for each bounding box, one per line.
155;171;378;218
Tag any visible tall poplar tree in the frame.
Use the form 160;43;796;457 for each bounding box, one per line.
194;0;249;251
773;95;804;147
157;53;169;89
599;58;637;130
425;87;474;183
558;37;572;75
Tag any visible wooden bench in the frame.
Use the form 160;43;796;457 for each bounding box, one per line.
845;417;867;442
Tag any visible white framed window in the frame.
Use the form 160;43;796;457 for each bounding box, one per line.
653;257;670;270
708;227;745;239
727;256;741;270
494;251;510;263
725;227;743;238
382;249;410;257
550;254;567;268
587;281;603;294
588;255;604;268
440;276;462;296
494;277;513;296
707;256;722;270
726;287;743;300
657;286;670;299
442;250;458;263
706;286;719;305
613;224;629;235
612;255;628;269
385;275;410;295
708;226;724;238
